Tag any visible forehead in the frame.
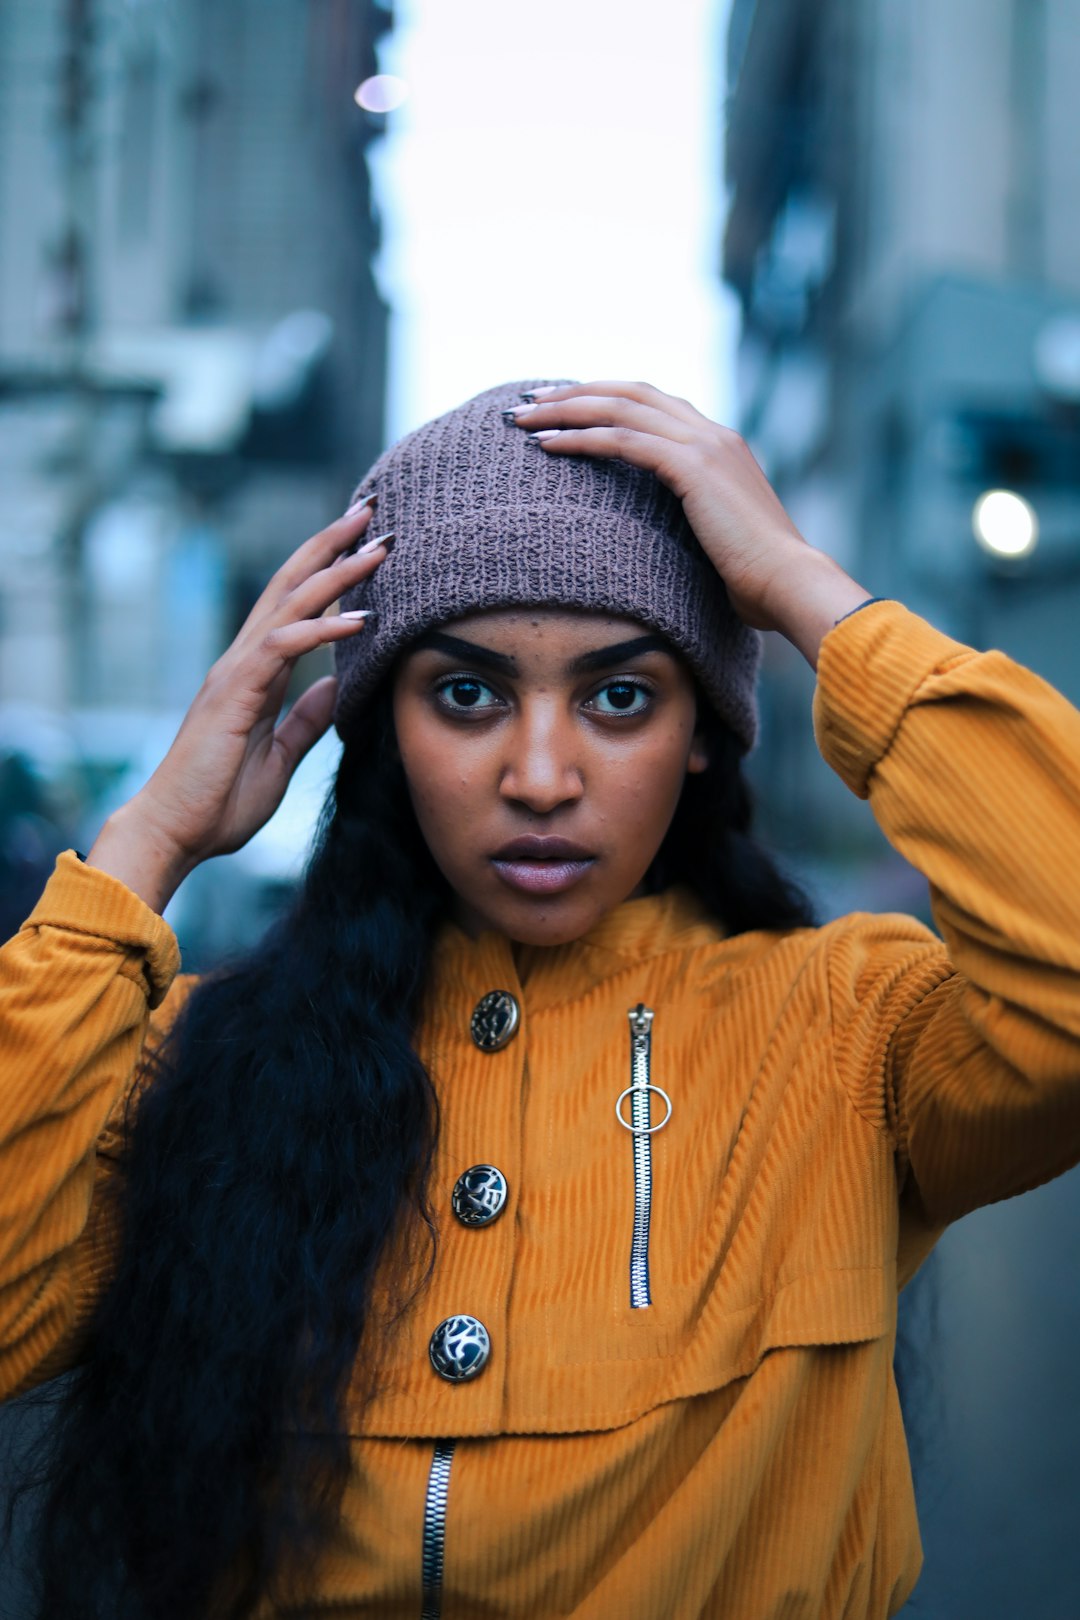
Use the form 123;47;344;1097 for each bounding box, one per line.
424;607;659;650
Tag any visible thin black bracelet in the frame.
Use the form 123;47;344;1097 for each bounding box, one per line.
834;596;887;626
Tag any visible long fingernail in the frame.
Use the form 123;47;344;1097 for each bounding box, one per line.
502;405;535;423
358;529;395;554
527;430;560;443
340;609;374;621
344;492;376;519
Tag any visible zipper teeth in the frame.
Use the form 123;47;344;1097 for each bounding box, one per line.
421;1439;456;1620
628;1010;653;1309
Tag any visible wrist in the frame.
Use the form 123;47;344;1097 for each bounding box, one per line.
86;799;197;915
760;545;873;670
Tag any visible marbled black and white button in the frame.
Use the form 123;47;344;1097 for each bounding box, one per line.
428;1314;491;1382
451;1164;508;1227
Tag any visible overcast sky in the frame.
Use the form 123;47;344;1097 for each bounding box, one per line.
369;0;737;440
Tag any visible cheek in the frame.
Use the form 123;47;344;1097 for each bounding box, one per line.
395;717;485;840
600;724;695;840
645;717;697;791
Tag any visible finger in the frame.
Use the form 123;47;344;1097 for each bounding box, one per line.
230;538;389;662
505;394;697;448
515;380;712;431
272;675;339;774
263;496;378;604
262;610;375;662
201;587;375;717
275;535;393;626
520;424;698;495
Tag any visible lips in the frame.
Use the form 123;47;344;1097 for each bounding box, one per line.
492;836;595;861
490;835;596;896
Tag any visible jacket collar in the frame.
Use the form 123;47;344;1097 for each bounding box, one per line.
430;886;725;1016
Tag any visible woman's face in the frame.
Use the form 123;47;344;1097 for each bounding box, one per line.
391;608;708;945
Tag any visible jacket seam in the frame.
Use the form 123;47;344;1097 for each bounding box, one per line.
536;1263;894;1370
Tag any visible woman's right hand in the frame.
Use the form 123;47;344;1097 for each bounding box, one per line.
86;499;388;913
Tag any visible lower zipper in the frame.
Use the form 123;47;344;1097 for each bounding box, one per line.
421;1439;455;1620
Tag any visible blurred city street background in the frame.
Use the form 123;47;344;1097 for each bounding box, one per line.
2;1;1080;1614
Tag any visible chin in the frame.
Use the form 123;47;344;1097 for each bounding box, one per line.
504;912;599;948
472;883;627;948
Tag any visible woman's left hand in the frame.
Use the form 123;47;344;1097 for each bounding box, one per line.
505;380;872;666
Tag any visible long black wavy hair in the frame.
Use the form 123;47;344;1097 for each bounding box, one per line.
8;674;814;1620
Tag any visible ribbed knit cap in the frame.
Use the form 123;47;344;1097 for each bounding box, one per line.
333;381;760;750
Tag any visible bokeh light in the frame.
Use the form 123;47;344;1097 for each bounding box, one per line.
972;488;1039;558
354;74;409;113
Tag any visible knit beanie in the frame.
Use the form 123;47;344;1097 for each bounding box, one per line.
333;381;761;750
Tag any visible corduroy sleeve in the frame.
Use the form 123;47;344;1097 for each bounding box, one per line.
814;600;1080;1225
0;852;183;1399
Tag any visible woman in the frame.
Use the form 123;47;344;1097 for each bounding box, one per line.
3;379;1080;1620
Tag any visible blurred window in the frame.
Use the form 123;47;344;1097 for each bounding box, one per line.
119;48;157;244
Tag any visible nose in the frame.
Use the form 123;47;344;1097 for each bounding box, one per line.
498;702;584;814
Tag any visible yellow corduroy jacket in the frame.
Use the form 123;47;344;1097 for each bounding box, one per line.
4;600;1080;1619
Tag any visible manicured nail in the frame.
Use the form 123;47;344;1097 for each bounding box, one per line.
358;530;395;554
527;386;558;397
527;430;560;443
519;391;537;403
344;492;376;518
340;609;374;621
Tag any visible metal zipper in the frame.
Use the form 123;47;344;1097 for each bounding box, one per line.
616;1004;672;1309
420;1438;456;1620
627;1004;654;1308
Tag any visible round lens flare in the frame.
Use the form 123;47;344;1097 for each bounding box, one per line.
971;489;1039;559
354;74;409;114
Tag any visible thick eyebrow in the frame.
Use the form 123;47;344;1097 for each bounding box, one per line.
410;629;673;679
567;635;673;675
411;631;519;676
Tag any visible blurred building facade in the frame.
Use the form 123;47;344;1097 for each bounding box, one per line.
0;0;389;720
722;4;1080;1616
0;7;392;1606
723;0;1080;897
0;0;391;940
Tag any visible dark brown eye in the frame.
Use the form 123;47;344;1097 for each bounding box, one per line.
435;676;499;712
590;681;650;715
450;680;482;706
